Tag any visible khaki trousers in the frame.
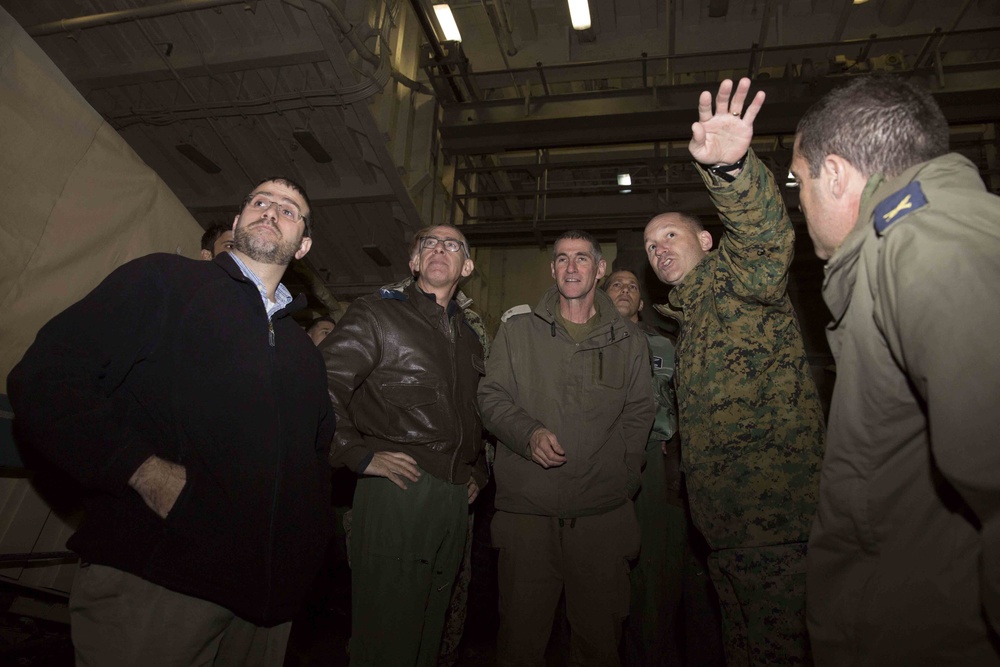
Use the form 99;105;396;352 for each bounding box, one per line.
492;502;641;667
70;564;291;667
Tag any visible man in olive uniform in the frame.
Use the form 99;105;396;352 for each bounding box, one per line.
479;231;655;667
604;269;683;666
644;79;824;666
793;75;1000;665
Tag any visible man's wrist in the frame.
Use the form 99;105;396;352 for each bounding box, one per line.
704;152;748;182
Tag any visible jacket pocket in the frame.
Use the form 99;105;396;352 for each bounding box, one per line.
381;382;438;409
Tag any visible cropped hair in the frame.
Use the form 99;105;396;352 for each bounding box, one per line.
307;315;336;331
200;223;232;253
244;176;313;238
552;230;602;262
796;75;949;180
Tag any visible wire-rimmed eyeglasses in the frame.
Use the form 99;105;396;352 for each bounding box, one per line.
419;235;468;255
243;194;306;224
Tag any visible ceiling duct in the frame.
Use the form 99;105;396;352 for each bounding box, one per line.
708;0;730;18
879;0;918;27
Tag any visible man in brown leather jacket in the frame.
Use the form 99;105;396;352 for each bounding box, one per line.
320;224;487;667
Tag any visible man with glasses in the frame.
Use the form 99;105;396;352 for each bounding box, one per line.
321;224;487;667
9;177;335;666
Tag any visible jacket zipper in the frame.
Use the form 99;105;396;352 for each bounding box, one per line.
263;312;279;620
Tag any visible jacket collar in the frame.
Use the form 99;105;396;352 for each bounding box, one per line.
533;285;628;341
212;252;304;320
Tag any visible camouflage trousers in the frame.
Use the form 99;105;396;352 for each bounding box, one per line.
708;542;811;667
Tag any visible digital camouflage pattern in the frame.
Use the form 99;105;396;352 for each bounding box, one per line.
654;150;824;666
654;149;824;550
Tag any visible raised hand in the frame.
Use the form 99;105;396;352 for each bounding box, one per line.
689;77;765;166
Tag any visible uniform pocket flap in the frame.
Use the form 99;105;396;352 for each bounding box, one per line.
381;382;437;409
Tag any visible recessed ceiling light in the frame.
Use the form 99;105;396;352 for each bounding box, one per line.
567;0;592;30
433;5;462;42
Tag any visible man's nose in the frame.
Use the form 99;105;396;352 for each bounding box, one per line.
260;202;278;220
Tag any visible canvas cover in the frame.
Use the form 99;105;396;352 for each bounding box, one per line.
0;6;202;595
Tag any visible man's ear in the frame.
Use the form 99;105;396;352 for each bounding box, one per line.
697;230;714;252
550;261;557;281
596;258;607;280
200;249;212;260
294;236;313;260
408;253;420;276
232;215;239;231
824;154;857;199
638;298;645;313
461;258;475;278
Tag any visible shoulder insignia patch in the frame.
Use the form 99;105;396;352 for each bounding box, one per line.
378;287;407;301
501;304;532;322
873;181;928;234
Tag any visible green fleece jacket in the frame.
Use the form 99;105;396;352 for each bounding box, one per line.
478;286;655;518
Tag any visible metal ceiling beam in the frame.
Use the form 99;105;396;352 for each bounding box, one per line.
25;0;250;36
438;73;1000;155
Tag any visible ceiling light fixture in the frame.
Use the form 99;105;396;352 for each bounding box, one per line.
175;143;221;174
785;170;799;188
433;4;462;42
362;245;392;267
293;129;332;163
617;173;632;194
852;0;869;4
567;0;592;30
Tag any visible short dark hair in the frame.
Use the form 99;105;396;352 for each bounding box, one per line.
796;75;949;180
552;230;602;262
200;223;232;253
601;268;639;292
409;224;470;258
307;315;336;331
243;176;313;238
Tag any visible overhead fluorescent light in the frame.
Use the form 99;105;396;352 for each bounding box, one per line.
293;129;332;163
433;4;462;42
567;0;591;30
175;143;221;174
785;170;799;188
617;173;632;194
362;245;392;267
852;0;870;4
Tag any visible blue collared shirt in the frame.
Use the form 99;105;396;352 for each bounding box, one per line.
227;252;292;320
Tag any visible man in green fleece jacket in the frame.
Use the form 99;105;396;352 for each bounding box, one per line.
478;230;655;667
644;79;825;666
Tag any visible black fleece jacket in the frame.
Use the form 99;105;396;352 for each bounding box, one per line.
8;252;335;626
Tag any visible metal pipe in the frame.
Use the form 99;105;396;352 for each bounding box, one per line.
27;0;247;37
537;62;551;96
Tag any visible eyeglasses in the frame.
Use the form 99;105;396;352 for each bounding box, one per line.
244;194;306;223
419;235;467;255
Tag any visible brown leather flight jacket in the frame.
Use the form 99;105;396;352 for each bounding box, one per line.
321;280;488;490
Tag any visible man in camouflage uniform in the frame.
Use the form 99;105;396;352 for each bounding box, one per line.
643;78;825;666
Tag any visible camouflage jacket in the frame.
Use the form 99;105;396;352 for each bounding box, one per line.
655;149;824;547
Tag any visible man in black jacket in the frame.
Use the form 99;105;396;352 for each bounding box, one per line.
8;177;335;666
321;224;487;667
